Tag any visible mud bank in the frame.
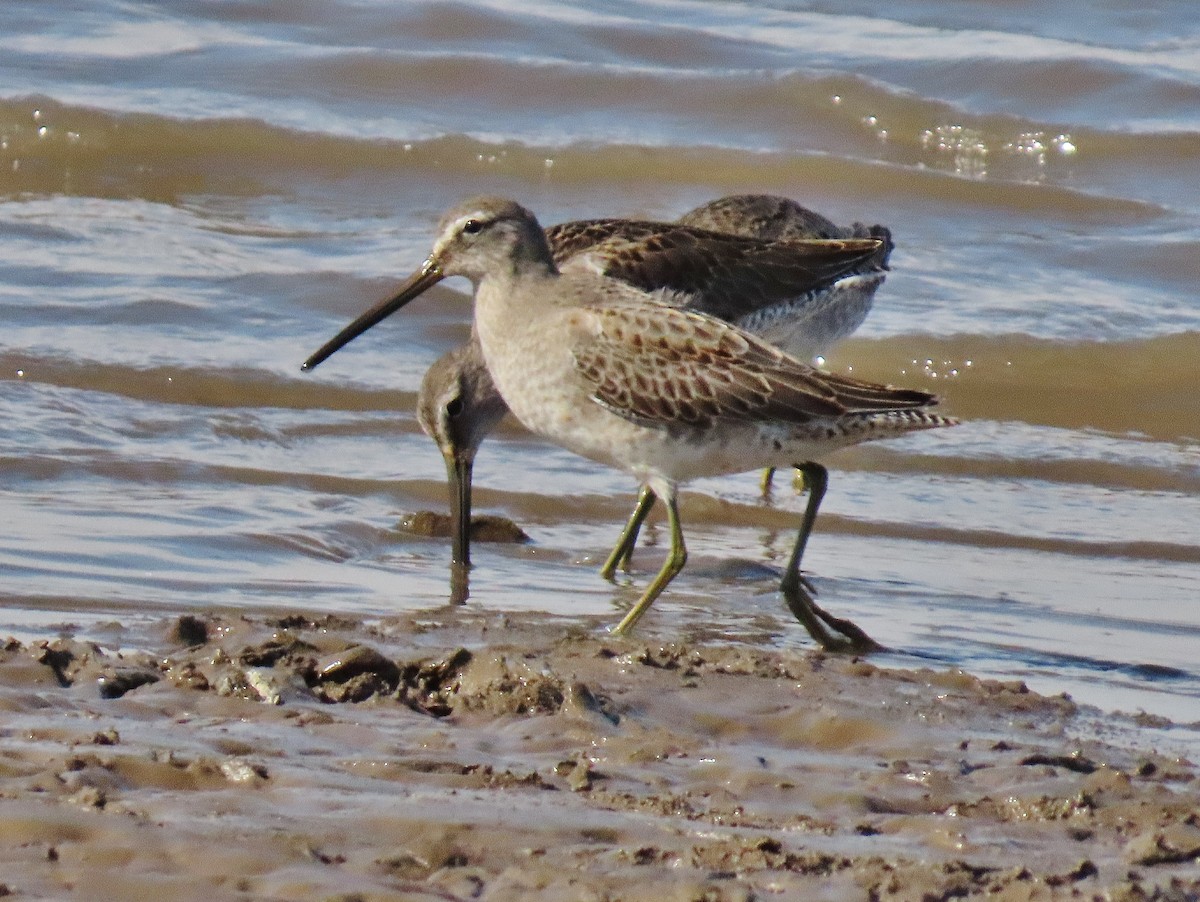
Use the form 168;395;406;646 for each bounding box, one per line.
1;608;1197;900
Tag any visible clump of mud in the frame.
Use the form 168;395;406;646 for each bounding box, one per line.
401;510;530;544
0;608;1197;901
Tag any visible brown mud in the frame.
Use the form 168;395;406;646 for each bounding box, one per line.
1;607;1197;901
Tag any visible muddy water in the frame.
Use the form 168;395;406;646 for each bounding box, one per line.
1;4;1198;891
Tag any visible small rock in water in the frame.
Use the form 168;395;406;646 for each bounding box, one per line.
399;510;530;544
470;514;531;544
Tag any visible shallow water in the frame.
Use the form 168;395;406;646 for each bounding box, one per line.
1;1;1198;723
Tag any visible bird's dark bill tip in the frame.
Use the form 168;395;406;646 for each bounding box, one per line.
298;262;447;375
300;351;330;372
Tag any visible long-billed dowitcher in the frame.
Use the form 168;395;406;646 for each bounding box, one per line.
676;194;893;496
304;197;954;651
676;193;892;357
309;199;889;627
320;196;893;594
414;340;509;602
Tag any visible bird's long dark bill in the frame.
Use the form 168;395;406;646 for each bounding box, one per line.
446;454;473;605
447;455;474;570
301;260;443;371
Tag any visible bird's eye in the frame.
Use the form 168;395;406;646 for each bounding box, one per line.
461;219;484;235
445;397;465;418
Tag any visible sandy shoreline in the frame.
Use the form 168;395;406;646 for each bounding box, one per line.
1;607;1198;901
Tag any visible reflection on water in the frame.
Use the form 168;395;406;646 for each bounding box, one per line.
1;0;1199;722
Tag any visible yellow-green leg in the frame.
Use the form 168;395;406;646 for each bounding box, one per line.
600;486;657;579
780;462;882;653
758;467;777;496
791;466;809;493
760;465;810;499
610;491;686;636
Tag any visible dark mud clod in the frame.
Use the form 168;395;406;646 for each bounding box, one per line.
1019;753;1098;774
97;668;160;699
173;614;209;647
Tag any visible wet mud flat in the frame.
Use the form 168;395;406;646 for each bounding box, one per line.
1;608;1198;901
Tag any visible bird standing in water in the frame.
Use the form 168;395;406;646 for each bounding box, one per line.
322;195;894;603
304;197;954;652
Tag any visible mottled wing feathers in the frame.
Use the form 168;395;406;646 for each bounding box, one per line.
678;194;895;268
545;219;884;321
678;194;847;242
569;300;936;431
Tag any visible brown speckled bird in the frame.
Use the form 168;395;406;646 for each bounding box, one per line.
311;195;892;592
304;197;954;652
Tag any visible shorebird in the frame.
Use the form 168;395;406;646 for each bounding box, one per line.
310;198;889;621
676;193;893;359
304;197;955;651
676;194;893;494
322;196;893;585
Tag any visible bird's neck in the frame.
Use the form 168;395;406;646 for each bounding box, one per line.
473;265;558;379
476;253;558;306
